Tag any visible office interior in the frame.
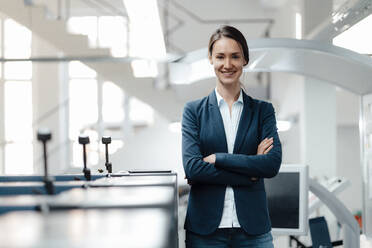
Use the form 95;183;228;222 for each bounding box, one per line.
0;0;371;247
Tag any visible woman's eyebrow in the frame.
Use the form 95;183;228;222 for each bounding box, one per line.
215;51;241;55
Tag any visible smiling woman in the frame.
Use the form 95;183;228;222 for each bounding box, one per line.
182;26;282;248
209;38;245;87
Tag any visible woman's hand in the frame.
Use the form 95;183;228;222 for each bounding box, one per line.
257;137;273;155
251;137;274;181
203;154;216;164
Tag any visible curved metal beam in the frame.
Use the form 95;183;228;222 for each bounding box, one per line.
309;178;360;248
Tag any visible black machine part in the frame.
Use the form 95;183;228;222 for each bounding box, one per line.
37;128;54;195
102;136;112;173
79;135;91;181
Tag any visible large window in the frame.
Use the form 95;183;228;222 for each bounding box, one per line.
68;63;128;167
333;14;372;55
2;19;33;174
67;16;128;57
102;81;124;123
68;61;99;167
68;16;153;168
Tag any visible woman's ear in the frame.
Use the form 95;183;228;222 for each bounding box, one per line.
208;54;213;65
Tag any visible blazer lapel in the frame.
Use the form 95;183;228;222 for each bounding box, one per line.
233;91;254;154
208;91;228;153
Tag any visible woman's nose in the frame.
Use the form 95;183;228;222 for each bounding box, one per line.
224;58;232;68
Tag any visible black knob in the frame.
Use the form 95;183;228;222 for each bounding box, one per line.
102;136;111;144
79;135;90;145
37;128;52;142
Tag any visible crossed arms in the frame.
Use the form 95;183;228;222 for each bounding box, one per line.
181;102;282;186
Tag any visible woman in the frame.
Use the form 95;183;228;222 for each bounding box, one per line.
182;25;282;248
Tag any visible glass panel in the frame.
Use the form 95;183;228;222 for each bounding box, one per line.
69;61;97;79
130;97;154;124
4;81;33;141
67;16;98;47
69;79;98;139
103;81;124;122
5;46;31;59
4;61;32;80
98;16;128;57
123;0;166;58
5;143;33;174
333;14;372;54
4;18;31;58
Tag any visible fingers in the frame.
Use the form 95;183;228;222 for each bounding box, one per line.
259;138;273;149
203;154;216;164
264;144;273;154
257;137;274;155
262;137;273;145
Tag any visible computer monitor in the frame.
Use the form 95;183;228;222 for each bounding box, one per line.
265;164;309;235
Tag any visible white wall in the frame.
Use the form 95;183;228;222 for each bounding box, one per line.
335;88;361;213
270;72;304;164
337;125;362;213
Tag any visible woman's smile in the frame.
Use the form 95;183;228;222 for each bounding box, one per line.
221;70;237;76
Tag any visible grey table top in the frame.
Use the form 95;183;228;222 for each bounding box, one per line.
90;175;177;187
0;208;172;248
49;186;175;209
0;186;175;209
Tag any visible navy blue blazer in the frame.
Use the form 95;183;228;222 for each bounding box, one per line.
182;90;282;235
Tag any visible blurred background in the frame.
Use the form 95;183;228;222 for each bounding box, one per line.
0;0;371;247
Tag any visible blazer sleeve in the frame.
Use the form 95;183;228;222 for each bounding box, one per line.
214;102;282;178
182;102;256;186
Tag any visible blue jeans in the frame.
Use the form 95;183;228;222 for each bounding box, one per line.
185;228;274;248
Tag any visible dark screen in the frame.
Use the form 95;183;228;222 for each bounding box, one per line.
265;172;300;228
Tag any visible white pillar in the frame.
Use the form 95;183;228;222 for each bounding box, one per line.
361;94;372;238
302;79;337;178
32;34;66;174
301;0;336;178
0;17;5;174
122;93;134;140
0;72;4;175
58;60;70;171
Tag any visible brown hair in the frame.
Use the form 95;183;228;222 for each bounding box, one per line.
208;25;249;66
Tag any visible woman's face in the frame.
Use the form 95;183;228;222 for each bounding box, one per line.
209;37;246;87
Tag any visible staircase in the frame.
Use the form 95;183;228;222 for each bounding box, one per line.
0;0;185;121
